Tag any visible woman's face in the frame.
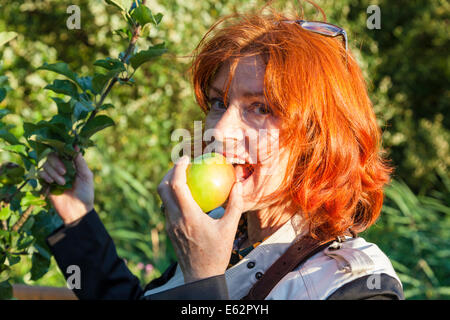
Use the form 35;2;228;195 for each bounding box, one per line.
204;55;289;212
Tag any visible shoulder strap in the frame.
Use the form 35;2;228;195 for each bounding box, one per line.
242;235;341;300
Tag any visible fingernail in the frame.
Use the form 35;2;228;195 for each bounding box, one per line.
176;155;189;165
57;177;65;185
181;155;190;163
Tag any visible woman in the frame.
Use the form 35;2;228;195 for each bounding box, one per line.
41;4;404;300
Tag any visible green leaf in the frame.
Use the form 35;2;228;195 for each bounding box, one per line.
51;97;73;114
31;210;63;241
80;115;115;139
24;164;38;181
76;76;95;94
94;58;126;72
78;136;96;149
30;251;51;281
104;0;131;11
113;28;132;40
7;253;20;266
0;280;12;300
1;144;28;156
33;148;53;163
44;79;78;97
0;129;21;145
38;62;79;86
129;43;167;70
17;233;35;250
32;136;67;154
0;108;11;119
23;122;39;138
73;98;94;122
28;140;50;162
131;5;153;27
20;191;46;207
0;122;14;131
28;178;37;188
99;103;115;111
0;31;17;47
0;75;8;86
0;88;6;103
0;184;17;203
92;71;117;94
32;121;71;140
49;185;65;195
27;122;72;153
0;206;11;220
60;158;76;179
152;13;163;26
50;114;72;131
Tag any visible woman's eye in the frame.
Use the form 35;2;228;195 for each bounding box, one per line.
253;103;272;115
210;98;226;110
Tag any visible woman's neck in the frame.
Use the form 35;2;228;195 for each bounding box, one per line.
242;203;296;247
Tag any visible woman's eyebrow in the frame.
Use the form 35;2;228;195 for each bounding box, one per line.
209;85;265;98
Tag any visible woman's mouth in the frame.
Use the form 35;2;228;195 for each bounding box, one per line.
232;162;255;182
219;152;255;182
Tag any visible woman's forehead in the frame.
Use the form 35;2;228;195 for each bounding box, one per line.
210;56;266;97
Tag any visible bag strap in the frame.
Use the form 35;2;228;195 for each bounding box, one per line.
242;235;344;300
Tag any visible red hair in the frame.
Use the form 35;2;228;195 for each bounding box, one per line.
189;5;394;239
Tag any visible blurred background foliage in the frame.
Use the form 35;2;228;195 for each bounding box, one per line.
0;0;448;299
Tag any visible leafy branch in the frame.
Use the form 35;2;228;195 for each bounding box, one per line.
0;0;166;299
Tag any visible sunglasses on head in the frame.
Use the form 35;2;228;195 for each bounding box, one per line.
281;19;348;65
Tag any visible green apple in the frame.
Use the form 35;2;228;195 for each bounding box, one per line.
186;152;236;213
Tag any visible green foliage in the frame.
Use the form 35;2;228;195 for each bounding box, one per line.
0;32;17;48
0;0;448;300
326;0;449;195
0;0;166;299
363;175;450;299
129;43;167;70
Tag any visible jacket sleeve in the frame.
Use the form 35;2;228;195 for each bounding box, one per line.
46;208;229;300
326;274;405;300
46;208;144;299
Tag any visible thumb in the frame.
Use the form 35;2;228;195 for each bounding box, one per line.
221;181;244;227
74;150;92;179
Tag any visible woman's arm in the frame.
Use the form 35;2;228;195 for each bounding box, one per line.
40;147;147;299
46;208;144;299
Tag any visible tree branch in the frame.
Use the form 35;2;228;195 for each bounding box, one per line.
0;202;7;230
86;20;143;124
4;178;30;205
11;188;49;232
11;205;35;232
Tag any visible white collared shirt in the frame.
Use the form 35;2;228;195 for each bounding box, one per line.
144;208;402;300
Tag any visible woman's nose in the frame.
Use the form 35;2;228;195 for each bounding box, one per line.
211;105;245;142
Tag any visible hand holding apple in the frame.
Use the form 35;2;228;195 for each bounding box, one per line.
157;155;244;283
